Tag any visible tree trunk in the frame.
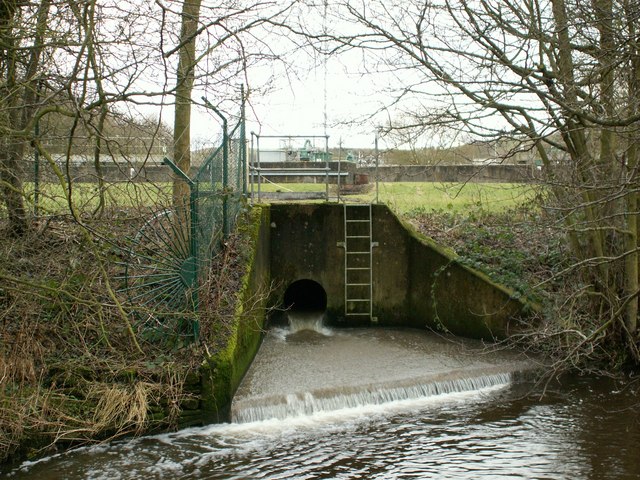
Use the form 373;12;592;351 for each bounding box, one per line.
551;0;609;288
173;0;202;213
624;142;638;338
0;0;50;236
0;2;27;235
623;0;639;338
0;147;28;236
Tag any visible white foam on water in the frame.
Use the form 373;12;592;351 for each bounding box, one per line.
232;372;513;423
177;382;510;470
286;310;333;336
166;380;508;444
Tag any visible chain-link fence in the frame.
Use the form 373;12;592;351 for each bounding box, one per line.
194;119;246;249
121;102;246;342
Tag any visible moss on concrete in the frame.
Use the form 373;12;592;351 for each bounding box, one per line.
200;206;271;422
379;205;539;338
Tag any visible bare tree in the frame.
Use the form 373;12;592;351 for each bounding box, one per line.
0;0;51;235
302;0;639;359
0;0;300;232
165;0;301;210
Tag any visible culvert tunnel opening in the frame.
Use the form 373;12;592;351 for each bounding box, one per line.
283;279;327;314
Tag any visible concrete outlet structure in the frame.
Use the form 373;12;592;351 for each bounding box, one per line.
268;203;534;339
200;203;537;422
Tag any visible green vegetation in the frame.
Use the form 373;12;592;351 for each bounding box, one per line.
0;202;259;464
354;182;538;215
258;181;539;215
406;205;610;369
22;182;171;215
17;180;537;217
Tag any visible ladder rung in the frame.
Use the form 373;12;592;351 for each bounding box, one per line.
344;203;373;319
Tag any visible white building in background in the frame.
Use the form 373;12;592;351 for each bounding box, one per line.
56;153;166;167
257;150;288;162
471;157;502;166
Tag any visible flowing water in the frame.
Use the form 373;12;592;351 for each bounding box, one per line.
4;315;640;479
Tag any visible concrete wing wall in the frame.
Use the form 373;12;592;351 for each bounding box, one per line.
373;206;534;338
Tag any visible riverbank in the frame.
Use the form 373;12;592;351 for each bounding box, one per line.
407;205;636;373
0;208;264;465
1;200;635;467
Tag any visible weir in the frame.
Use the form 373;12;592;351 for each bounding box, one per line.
231;313;535;424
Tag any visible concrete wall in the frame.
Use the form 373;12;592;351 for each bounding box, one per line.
376;206;532;338
269;203;534;339
23;161;540;184
200;206;272;422
359;164;539;183
269;204;346;320
251;163;538;184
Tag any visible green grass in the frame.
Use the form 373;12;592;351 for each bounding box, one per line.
13;180;539;217
259;181;539;215
361;182;539;215
22;182;172;215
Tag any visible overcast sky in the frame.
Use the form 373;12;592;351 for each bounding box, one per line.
189;56;389;151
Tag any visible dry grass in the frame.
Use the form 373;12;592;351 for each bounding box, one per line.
90;382;158;435
0;212;205;464
0;331;42;386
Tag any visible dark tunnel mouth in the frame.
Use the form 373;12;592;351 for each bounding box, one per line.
283;279;327;313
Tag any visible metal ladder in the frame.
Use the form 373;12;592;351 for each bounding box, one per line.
341;203;377;322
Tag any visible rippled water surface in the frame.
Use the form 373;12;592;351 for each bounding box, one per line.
4;325;640;479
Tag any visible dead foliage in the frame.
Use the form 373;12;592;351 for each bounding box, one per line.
408;205;637;374
0;211;209;464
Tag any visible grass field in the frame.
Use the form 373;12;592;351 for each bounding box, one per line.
21;181;172;215
11;180;539;217
258;181;540;215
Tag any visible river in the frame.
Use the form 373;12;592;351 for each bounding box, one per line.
4;321;639;479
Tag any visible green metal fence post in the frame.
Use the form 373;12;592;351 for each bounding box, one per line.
240;84;247;196
189;183;200;340
222;118;228;236
202;98;229;237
